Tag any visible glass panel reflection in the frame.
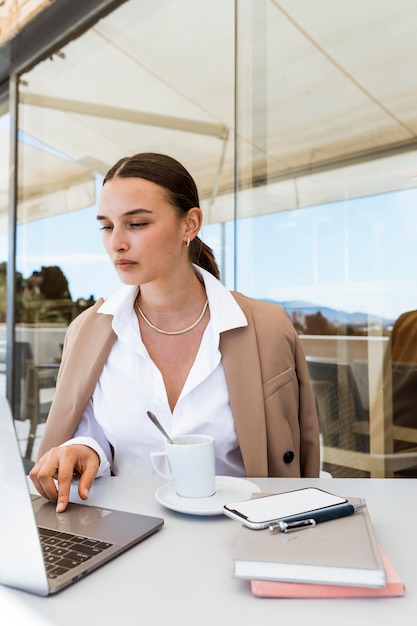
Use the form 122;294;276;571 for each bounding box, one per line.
235;0;417;477
15;0;235;461
0;110;9;399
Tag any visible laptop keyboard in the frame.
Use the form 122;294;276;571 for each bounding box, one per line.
38;527;113;579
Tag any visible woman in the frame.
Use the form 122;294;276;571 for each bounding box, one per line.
30;153;320;512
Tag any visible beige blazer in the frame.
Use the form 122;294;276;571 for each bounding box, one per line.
38;292;320;477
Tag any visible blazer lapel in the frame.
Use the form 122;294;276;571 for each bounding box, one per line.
220;302;268;476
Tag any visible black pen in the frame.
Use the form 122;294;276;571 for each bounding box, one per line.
268;502;366;534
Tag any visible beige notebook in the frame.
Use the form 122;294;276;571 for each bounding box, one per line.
232;498;386;588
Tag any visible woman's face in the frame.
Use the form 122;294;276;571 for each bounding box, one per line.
97;177;191;287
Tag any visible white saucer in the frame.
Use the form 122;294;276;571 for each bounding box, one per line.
155;476;261;516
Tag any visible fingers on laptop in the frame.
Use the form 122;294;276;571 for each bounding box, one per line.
29;445;100;513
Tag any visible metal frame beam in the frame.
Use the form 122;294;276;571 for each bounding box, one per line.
0;0;128;98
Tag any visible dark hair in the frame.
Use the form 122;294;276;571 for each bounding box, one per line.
103;153;220;279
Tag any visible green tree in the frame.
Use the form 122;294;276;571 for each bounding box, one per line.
304;311;336;335
0;262;26;323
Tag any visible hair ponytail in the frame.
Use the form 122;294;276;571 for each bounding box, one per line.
190;237;220;279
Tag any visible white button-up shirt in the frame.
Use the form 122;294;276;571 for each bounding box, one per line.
64;267;248;478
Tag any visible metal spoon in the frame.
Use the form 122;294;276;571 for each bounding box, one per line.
147;410;174;444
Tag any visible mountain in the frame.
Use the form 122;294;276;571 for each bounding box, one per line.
263;300;395;329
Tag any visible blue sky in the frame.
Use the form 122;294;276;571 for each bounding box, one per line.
3;184;416;323
233;187;417;321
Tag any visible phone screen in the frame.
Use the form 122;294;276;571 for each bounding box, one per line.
223;488;347;527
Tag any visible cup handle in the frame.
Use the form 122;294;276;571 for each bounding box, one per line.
150;451;172;480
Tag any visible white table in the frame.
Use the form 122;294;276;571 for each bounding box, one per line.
2;477;416;625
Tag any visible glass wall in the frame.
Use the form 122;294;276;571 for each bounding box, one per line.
10;0;417;475
235;0;417;477
15;0;235;461
0;103;9;398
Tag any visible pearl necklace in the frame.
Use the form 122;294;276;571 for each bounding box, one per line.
135;298;209;335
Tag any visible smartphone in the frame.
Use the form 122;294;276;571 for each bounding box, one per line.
223;487;347;529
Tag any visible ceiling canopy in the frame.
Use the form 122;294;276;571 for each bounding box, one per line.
1;0;417;225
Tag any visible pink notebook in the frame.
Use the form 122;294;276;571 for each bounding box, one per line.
251;548;405;598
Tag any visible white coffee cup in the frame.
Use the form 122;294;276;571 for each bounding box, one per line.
150;434;216;498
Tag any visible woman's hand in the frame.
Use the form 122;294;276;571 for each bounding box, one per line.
29;444;100;513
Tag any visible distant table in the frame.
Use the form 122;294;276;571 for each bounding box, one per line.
2;476;416;625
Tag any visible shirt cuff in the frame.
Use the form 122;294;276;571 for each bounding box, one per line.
59;437;111;477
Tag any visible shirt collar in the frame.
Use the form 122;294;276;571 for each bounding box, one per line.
194;266;247;334
97;265;248;334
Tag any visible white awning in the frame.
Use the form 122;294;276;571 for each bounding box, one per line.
1;0;417;226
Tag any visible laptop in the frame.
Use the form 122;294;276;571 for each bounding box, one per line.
0;395;164;596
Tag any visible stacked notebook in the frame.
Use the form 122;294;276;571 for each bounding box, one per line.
231;497;405;598
250;548;404;598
